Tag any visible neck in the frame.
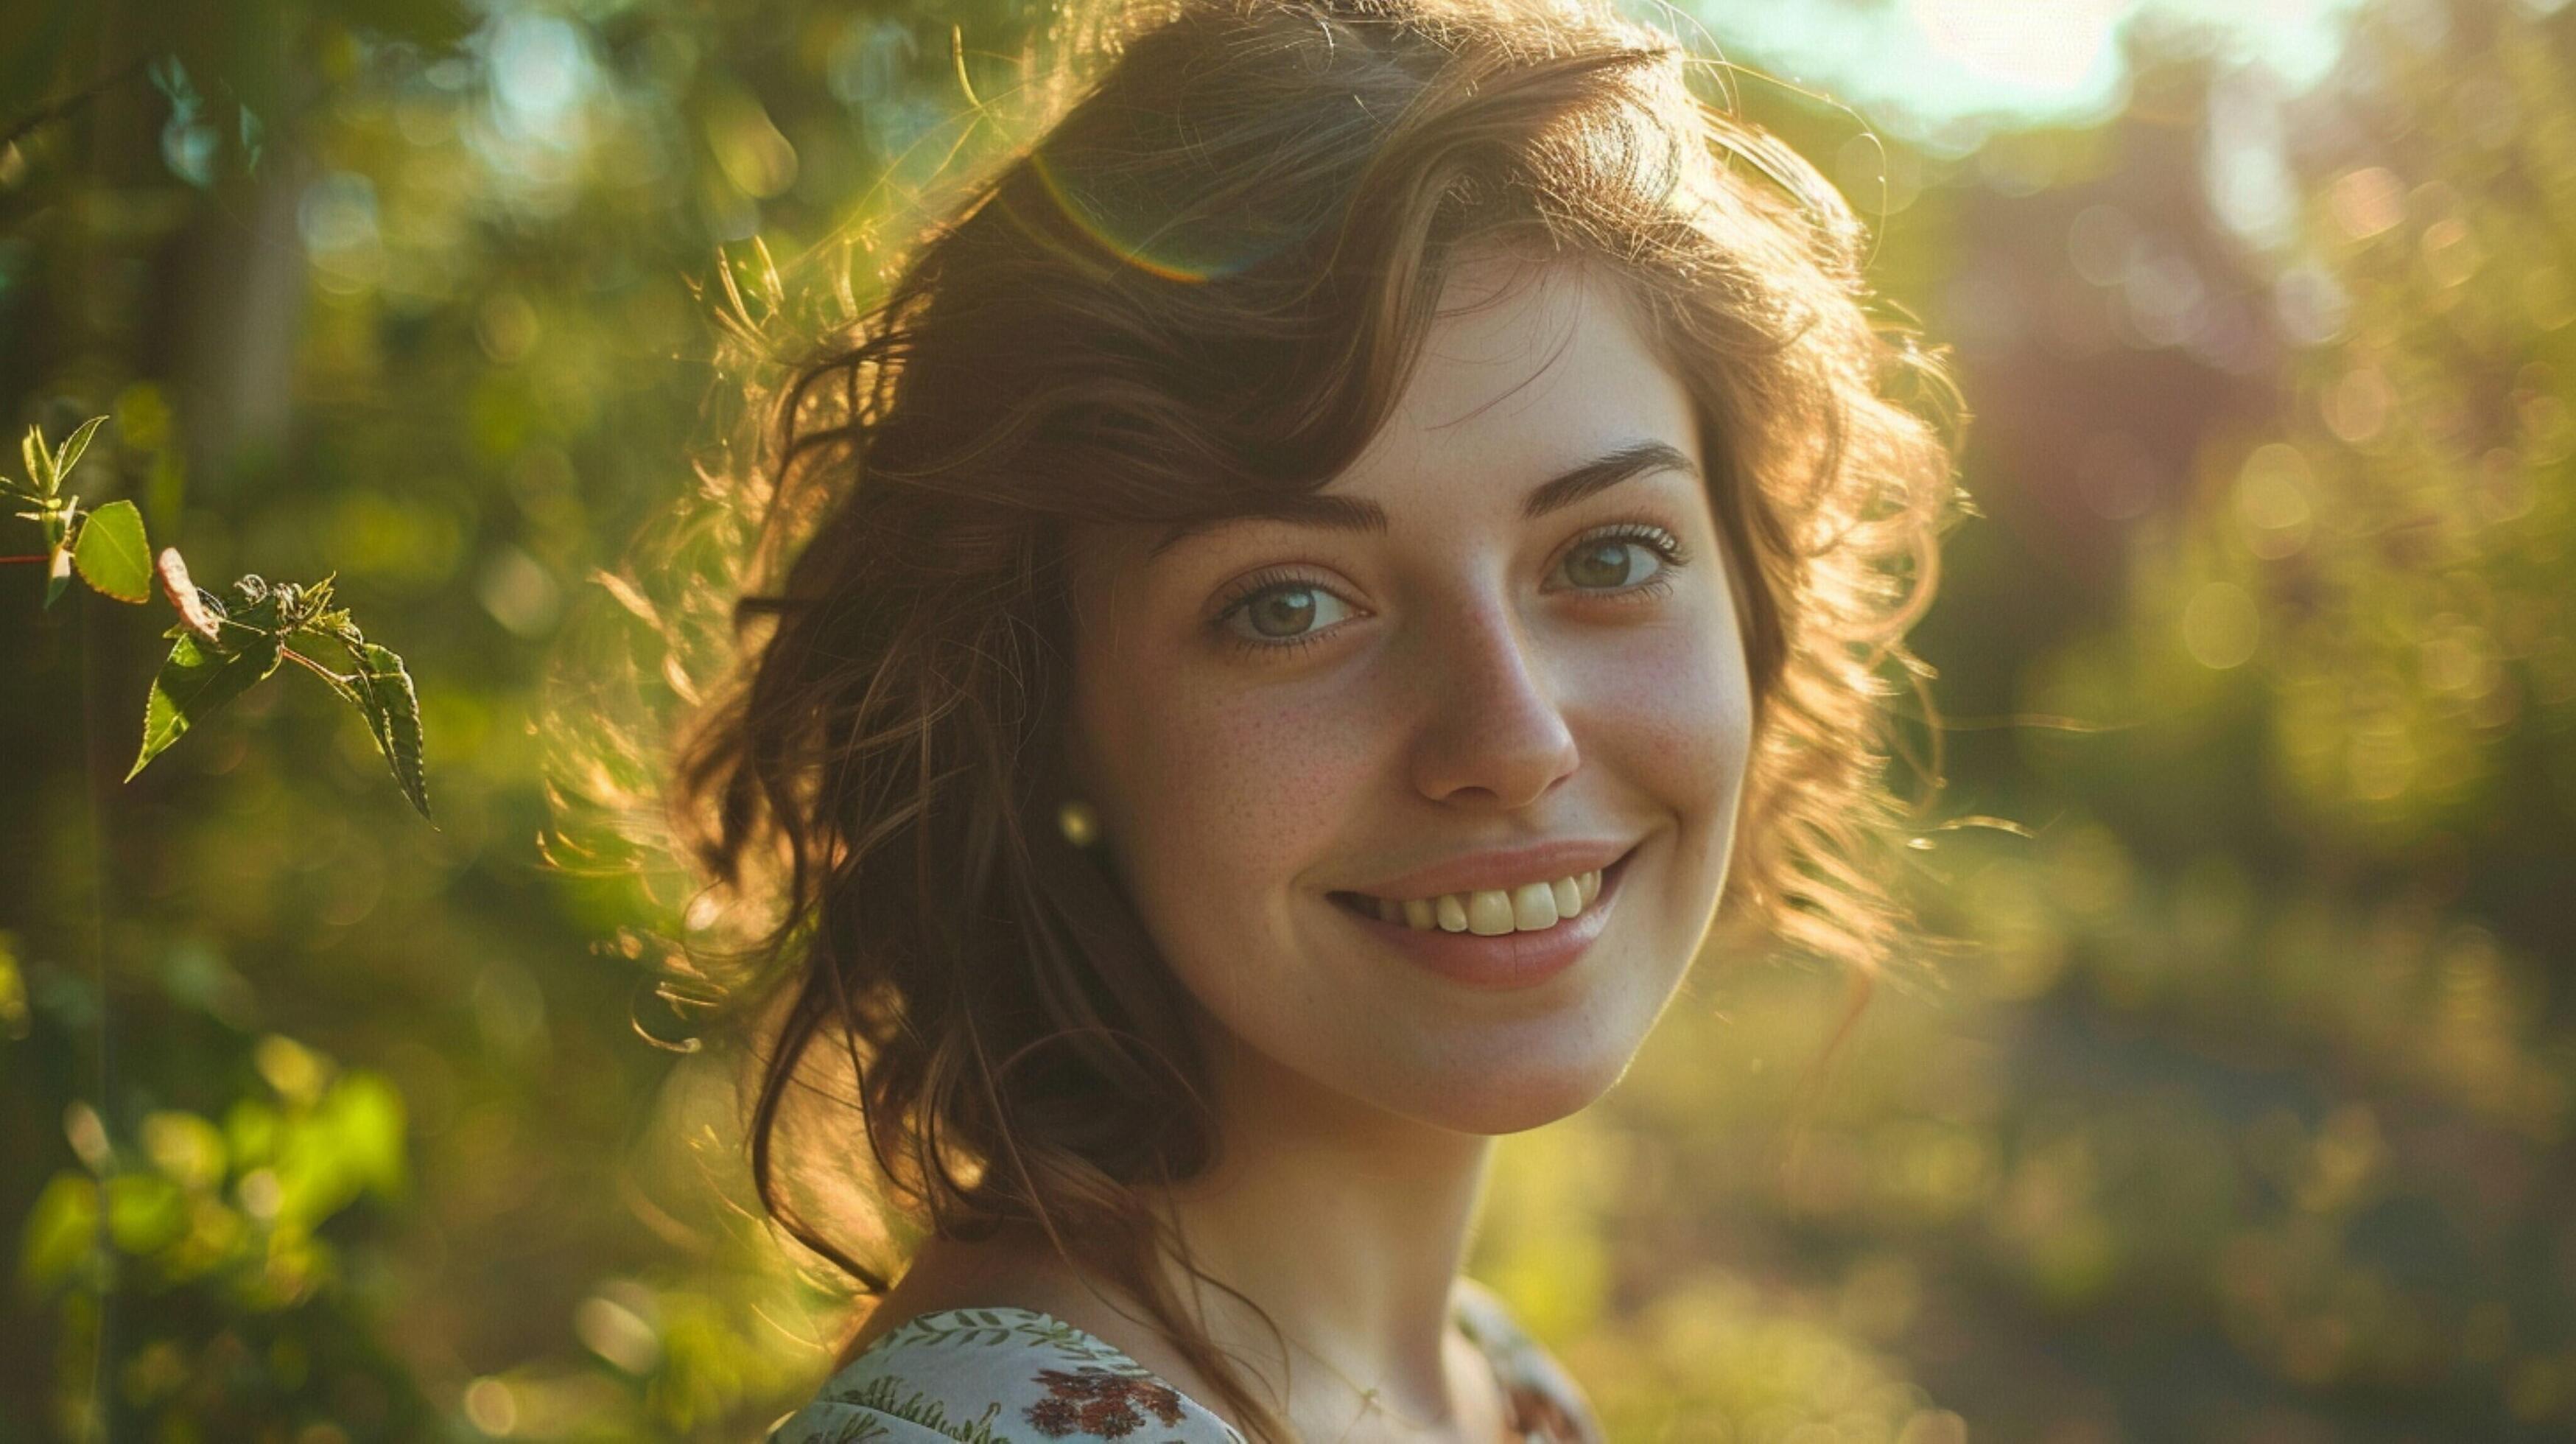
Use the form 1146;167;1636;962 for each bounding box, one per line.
1154;1014;1498;1431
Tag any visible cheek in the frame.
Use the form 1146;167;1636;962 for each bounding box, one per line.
1574;612;1753;816
1087;664;1380;921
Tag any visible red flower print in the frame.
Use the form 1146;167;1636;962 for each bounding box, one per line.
1027;1395;1082;1435
1077;1395;1143;1436
1022;1368;1189;1438
1140;1383;1186;1425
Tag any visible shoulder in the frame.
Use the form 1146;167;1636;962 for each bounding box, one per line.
1451;1277;1607;1444
767;1307;1248;1444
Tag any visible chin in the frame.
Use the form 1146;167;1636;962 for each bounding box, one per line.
1385;1045;1632;1135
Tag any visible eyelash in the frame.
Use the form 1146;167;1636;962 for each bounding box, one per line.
1208;521;1694;659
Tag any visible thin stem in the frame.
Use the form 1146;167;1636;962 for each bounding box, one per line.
78;581;125;1444
280;645;350;683
0;553;49;564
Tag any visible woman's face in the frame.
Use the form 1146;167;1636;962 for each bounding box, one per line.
1062;256;1754;1135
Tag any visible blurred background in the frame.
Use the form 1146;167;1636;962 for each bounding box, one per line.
4;0;2573;1440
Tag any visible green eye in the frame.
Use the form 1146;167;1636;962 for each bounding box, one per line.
1215;577;1358;653
1562;536;1665;589
1235;583;1352;641
1554;522;1690;596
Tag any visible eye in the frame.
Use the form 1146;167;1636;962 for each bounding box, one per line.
1212;571;1361;656
1552;522;1690;596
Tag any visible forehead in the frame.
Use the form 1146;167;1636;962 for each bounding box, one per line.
1067;258;1698;586
1362;256;1691;478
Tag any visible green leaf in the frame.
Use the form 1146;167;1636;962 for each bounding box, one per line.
126;595;286;782
321;1070;409;1198
105;1173;187;1256
71;500;150;603
340;638;432;822
16;1174;99;1293
22;425;52;498
52;416;108;490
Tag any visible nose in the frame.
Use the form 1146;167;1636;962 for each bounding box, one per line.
1406;592;1581;810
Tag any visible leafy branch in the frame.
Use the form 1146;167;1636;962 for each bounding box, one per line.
6;416;432;823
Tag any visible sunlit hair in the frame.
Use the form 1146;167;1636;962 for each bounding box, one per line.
616;0;1965;1435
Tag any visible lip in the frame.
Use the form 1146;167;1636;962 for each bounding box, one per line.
1326;841;1640;992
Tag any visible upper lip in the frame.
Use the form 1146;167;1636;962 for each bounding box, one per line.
1338;838;1640;901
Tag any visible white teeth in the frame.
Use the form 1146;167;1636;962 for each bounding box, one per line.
1467;889;1516;935
1355;869;1605;935
1509;880;1559;931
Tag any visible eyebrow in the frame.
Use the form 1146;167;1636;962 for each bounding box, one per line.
1145;438;1701;562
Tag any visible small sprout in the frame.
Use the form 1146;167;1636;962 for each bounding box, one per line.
8;416;118;609
20;426;52;499
50;416;106;491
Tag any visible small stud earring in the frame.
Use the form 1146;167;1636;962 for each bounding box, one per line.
1057;797;1101;848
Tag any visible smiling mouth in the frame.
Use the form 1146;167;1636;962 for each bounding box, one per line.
1324;844;1638;934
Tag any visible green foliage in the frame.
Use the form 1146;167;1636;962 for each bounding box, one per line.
124;571;434;822
13;1038;428;1437
4;417;434;819
69;499;149;602
6;416;117;609
338;639;432;822
127;580;288;783
15;1037;409;1305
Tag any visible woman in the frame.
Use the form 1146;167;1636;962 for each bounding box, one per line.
673;0;1962;1438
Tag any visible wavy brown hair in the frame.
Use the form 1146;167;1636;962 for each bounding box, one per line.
639;0;1966;1435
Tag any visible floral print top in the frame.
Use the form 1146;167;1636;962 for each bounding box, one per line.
765;1276;1602;1443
